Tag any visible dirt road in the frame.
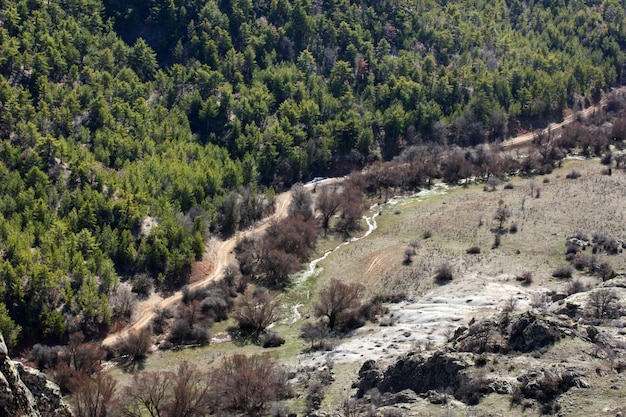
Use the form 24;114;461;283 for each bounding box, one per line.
102;190;293;346
501;87;626;149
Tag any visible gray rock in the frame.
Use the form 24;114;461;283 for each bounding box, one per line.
0;334;73;417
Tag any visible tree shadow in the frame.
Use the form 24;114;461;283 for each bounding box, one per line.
118;356;146;373
226;326;257;347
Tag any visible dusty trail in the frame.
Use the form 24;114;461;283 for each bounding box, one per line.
502;87;626;149
102;190;292;346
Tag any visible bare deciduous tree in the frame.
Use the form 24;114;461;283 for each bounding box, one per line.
114;327;152;360
119;361;210;417
314;279;365;331
316;186;342;232
233;287;281;339
70;371;117;417
586;288;621;319
109;283;137;324
288;183;313;221
209;354;291;415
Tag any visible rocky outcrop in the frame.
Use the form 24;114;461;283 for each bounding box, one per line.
0;334;73;417
356;350;473;398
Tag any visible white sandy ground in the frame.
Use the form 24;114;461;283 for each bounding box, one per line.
300;274;538;368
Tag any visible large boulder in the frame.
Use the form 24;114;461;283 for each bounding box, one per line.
356;351;473;398
0;334;73;417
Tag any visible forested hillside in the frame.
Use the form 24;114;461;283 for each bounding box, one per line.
0;0;625;350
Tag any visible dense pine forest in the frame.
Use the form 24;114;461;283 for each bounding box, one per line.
0;0;625;350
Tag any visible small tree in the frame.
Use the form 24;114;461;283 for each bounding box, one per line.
288;183;314;221
70;371;117;417
209;354;291;415
114;327;152;360
300;322;330;350
494;199;510;231
586;288;620;319
233;287;281;339
316;186;342;232
119;361;210;417
434;263;454;284
314;279;365;331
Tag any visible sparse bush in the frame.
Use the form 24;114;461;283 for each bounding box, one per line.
300;322;330;350
566;279;587;295
314;279;365;331
517;271;533;286
131;273;153;297
28;344;63;370
168;318;210;346
566;170;582;179
109;283;138;324
234;287;281;339
151;307;173;335
422;229;433;239
114;327;152;360
586;288;621;319
466;246;481;254
209;354;292;415
262;332;285;348
529;292;550;309
502;296;518;313
434;263;454;284
552;264;573;279
492;233;501;249
597;262;615;281
305;379;325;412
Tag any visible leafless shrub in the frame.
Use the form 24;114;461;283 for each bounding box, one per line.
566;279;587;296
466;246;481;254
168;319;210;346
151;307;173;335
305;379;325;412
131;273;153;298
314;279;365;331
300;322;330;350
28;344;63;370
586;288;621;319
530;292;550;309
114;328;152;360
502;297;518;314
262;332;285;348
597;262;615;281
234;287;281;339
566;169;582;179
70;371;117;417
109;283;137;324
119;361;211;417
516;271;533;286
209;354;291;415
552;264;573;279
434;263;454;284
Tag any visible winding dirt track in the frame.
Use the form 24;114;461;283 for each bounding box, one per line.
102;191;293;346
103;89;623;346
